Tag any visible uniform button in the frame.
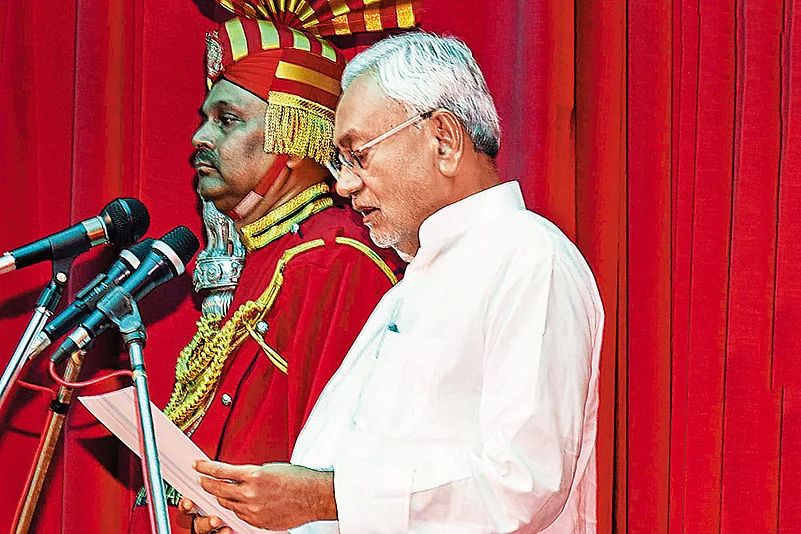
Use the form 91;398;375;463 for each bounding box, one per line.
220;393;233;406
256;321;269;334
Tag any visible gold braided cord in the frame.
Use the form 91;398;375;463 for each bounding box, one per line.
163;307;257;431
241;196;333;251
240;182;329;242
246;322;289;373
173;314;225;387
264;91;336;166
334;237;398;285
164;239;327;431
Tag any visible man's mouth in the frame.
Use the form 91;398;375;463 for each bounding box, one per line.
194;153;219;175
354;205;379;223
195;163;218;175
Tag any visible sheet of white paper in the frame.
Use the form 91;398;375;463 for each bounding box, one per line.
79;386;286;534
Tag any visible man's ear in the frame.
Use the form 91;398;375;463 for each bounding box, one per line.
431;110;464;177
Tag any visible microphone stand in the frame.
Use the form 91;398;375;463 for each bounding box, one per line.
0;256;74;416
97;286;171;534
12;347;88;534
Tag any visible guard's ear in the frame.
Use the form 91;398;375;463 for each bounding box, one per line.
431;110;464;177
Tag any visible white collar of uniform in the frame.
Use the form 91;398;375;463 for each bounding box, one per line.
415;181;526;257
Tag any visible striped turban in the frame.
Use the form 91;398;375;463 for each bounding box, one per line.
206;1;422;166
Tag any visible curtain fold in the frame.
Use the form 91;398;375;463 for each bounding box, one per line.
626;0;673;530
574;1;626;532
717;1;783;531
776;1;801;531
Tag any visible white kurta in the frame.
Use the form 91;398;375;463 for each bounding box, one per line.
290;182;604;534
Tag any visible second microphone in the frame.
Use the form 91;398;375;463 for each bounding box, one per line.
50;226;199;365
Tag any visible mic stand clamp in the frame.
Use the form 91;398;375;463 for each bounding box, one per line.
97;286;147;347
0;256;74;415
97;287;171;534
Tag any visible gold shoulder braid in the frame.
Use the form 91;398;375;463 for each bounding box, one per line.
240;182;332;252
163;237;397;433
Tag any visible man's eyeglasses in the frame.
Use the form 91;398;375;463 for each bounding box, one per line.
325;110;435;181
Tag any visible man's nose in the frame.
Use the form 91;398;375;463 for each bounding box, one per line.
192;121;215;150
335;167;364;197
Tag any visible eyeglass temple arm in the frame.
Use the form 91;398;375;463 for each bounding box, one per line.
356;111;434;154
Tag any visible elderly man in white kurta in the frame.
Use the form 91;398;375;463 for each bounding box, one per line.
184;31;604;534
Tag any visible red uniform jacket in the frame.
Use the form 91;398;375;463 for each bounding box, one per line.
129;205;398;533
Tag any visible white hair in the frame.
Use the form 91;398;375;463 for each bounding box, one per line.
342;31;501;158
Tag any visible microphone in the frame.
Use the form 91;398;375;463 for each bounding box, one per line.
50;226;199;364
0;198;150;275
25;238;156;360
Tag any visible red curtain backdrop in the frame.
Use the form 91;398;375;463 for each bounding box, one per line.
0;0;796;532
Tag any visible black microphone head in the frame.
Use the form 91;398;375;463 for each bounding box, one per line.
127;237;155;261
101;198;150;246
159;226;200;267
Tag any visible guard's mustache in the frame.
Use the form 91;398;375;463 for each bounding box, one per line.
194;150;220;169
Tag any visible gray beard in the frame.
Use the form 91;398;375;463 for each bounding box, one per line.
368;227;401;250
369;228;415;263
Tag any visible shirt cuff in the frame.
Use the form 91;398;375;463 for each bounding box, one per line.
334;454;414;534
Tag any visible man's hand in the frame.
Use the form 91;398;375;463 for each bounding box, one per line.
193;460;337;531
178;498;230;534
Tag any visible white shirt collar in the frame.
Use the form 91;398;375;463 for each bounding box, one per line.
416;181;526;255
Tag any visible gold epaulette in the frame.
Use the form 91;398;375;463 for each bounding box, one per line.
163;238;397;432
